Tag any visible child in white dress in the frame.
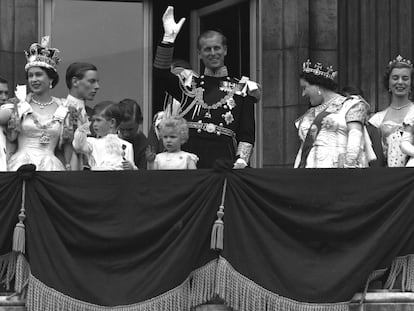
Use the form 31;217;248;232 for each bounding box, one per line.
73;101;137;170
147;117;198;170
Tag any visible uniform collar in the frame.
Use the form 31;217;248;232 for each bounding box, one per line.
204;66;228;78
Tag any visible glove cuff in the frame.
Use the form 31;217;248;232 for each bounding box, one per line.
236;142;253;164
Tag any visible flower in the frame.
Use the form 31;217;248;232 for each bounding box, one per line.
226;97;236;110
67;106;82;129
222;111;234;125
321;115;338;131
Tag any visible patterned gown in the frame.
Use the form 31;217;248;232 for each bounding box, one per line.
369;104;414;167
295;95;372;168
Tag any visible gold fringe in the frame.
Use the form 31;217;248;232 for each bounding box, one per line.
0;252;17;290
26;256;354;311
383;254;414;291
27;259;219;311
214;256;350;311
14;252;30;294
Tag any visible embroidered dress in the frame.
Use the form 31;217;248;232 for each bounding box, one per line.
295;95;371;168
5;99;68;171
153;151;199;170
369;104;414;167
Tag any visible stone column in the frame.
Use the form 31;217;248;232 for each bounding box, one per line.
0;0;38;93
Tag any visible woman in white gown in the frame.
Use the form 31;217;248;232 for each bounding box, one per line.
295;60;374;168
368;55;414;167
0;37;69;171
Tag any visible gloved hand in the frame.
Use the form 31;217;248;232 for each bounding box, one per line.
162;6;186;43
233;158;247;169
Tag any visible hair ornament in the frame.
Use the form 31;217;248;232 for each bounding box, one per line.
388;55;413;68
302;59;338;81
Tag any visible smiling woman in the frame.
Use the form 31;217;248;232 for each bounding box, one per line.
0;37;70;171
368;55;414;167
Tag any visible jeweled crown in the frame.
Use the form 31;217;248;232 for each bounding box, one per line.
24;36;61;72
302;59;338;80
388;55;413;68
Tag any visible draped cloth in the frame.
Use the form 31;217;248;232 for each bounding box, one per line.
1;168;414;310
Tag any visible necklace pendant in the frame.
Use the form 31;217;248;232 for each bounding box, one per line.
204;111;212;118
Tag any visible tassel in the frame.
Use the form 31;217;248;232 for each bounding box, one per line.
210;206;224;250
12;180;26;254
12;222;25;254
211;179;227;251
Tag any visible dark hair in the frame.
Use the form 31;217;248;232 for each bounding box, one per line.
383;61;414;94
25;67;59;89
0;76;8;84
93;101;122;128
299;71;338;91
118;98;143;124
66;62;98;89
340;85;364;98
197;30;227;50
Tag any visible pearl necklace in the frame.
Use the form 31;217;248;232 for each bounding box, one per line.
390;102;411;110
32;97;54;109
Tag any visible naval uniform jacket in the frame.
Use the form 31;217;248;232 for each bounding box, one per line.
154;42;256;169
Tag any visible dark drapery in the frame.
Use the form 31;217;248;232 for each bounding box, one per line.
2;168;414;309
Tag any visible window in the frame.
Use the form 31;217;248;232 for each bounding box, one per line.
39;0;152;133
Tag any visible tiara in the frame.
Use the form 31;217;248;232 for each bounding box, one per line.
302;59;338;80
24;36;61;72
388;55;413;68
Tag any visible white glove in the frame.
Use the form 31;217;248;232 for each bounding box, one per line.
233;158;247;169
344;128;362;168
162;6;186;43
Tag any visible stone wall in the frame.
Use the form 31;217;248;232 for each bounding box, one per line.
0;0;38;94
261;0;338;167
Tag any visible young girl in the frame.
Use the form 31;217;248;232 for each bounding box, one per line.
73;101;137;170
147;117;198;170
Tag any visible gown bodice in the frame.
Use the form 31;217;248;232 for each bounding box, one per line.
7;100;68;171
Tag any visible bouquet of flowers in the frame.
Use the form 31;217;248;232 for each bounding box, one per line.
62;106;82;142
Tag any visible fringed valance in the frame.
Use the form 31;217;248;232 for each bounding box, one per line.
1;167;414;310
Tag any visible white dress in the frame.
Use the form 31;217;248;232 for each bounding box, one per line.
369;104;414;167
153;151;199;170
73;132;136;170
4;99;68;171
294;95;372;168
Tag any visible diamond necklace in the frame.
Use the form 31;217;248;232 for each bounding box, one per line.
32;97;54;109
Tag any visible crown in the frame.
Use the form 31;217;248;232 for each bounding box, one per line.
302;59;338;80
24;36;61;72
388;55;413;68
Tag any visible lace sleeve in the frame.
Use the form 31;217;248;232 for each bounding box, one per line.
345;101;370;124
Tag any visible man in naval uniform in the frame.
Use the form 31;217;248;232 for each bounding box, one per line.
153;6;260;169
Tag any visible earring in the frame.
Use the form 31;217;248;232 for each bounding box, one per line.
317;89;322;96
49;82;53;89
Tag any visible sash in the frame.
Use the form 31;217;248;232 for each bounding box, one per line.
298;109;330;168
